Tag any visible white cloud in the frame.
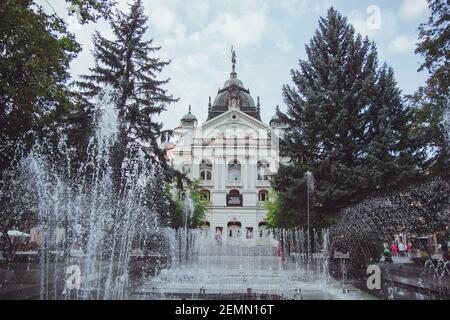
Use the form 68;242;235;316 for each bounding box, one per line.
276;0;311;15
147;5;176;33
276;37;294;53
188;12;267;47
36;0;430;129
388;35;417;55
348;9;399;40
221;13;266;46
349;11;371;36
399;0;429;20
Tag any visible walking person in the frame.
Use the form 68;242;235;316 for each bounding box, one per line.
391;242;398;257
383;245;393;263
406;242;412;257
398;242;406;257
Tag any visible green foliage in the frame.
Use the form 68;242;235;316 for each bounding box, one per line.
168;180;209;229
0;0;90;256
265;189;281;227
416;0;449;98
409;0;450;180
0;0;82;181
66;0;116;23
407;88;449;179
188;180;209;228
272;8;422;228
77;0;178;190
0;0;81;164
171;192;185;229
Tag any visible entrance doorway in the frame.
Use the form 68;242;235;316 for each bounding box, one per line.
227;221;242;239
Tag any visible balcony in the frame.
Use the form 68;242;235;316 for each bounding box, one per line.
226;180;242;187
226;194;243;206
199;179;213;187
256;179;270;187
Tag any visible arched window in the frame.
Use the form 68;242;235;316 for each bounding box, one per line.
227;221;242;238
228;159;241;181
200;189;210;202
199;159;212;180
258;222;269;238
257;160;271;181
227;189;242;206
199;221;210;233
258;189;269;202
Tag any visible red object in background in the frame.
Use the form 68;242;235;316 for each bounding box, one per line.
391;244;398;256
276;244;282;257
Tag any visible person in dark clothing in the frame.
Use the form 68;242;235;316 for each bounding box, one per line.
383;246;393;263
441;238;449;261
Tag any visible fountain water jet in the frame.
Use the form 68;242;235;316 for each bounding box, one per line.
9;88;165;299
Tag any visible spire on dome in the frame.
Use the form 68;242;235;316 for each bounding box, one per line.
181;105;197;124
231;46;237;76
206;49;261;121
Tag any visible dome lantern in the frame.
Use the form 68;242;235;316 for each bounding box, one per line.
207;47;261;121
180;105;197;126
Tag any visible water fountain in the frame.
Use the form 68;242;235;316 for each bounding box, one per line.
330;179;450;299
133;227;374;300
4;88;166;299
127;170;372;300
7;88;446;300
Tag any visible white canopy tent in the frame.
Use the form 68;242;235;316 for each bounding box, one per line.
1;230;31;238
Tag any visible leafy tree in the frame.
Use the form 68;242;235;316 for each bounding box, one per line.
265;189;281;228
0;0;88;256
188;180;209;227
0;0;81;168
167;180;208;229
172;194;185;229
272;8;421;227
65;0;116;23
408;0;450;179
416;0;449;98
407;88;449;179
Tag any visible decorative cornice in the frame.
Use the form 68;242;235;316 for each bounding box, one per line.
202;109;269;130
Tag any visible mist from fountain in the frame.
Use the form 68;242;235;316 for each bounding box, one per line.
8;89;447;300
330;179;450;299
135;227;373;300
9;88;164;299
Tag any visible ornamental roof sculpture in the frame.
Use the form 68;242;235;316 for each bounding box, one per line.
207;47;261;121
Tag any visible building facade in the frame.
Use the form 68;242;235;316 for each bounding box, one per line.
164;50;286;246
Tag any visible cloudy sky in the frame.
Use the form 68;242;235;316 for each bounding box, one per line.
38;0;430;129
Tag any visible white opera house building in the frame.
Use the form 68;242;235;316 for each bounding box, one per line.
162;51;286;246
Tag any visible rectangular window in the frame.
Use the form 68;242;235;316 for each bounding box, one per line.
246;227;253;239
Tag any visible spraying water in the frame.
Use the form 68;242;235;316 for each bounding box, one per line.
10;88;165;299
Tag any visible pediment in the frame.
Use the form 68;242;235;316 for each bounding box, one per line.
202;109;268;131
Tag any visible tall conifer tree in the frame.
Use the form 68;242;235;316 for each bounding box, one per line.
409;0;449;179
272;8;420;227
77;0;177;190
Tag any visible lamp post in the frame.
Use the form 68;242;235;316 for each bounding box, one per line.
305;171;314;273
